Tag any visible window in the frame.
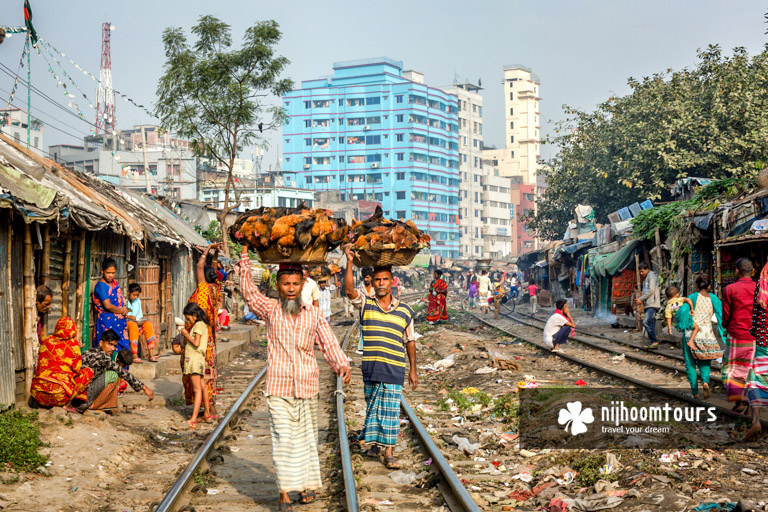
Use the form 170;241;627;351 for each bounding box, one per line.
304;138;312;146
366;154;381;163
472;104;477;113
304;120;311;128
510;151;515;158
313;156;330;165
478;106;482;116
339;156;345;162
395;95;403;103
510;136;515;143
510;92;514;100
347;117;365;126
463;136;467;145
304;101;311;109
474;175;478;183
396;210;406;218
396;172;405;180
366;97;380;105
473;139;478;148
510;121;514;129
509;108;514;115
339;137;344;143
396;114;404;122
305;177;313;184
347;98;365;107
313;100;329;108
348;155;365;164
304;157;312;165
347;135;364;144
285;138;291;144
396;133;403;142
474;209;479;218
396;153;404;161
473;157;479;168
365;135;381;145
396;191;405;200
366;116;381;125
462;154;467;163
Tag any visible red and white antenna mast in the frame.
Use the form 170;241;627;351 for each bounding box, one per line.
95;22;115;134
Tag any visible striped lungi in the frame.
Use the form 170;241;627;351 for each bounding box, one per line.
363;381;402;447
747;345;768;407
267;396;321;493
722;336;755;402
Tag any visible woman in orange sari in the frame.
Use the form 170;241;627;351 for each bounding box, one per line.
183;243;220;418
30;317;93;407
426;270;449;324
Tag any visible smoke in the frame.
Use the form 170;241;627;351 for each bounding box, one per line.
593;309;618;324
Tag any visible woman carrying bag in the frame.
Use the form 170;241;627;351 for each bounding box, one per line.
675;275;724;399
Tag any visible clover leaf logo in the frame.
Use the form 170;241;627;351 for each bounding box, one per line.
558;401;594;436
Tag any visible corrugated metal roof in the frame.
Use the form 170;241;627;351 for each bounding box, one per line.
0;133;205;249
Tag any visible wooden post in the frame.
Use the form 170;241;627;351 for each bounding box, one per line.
634;254;643;333
41;224;50;285
715;246;722;298
653;226;663;274
61;239;72;318
75;231;87;340
23;224;37;396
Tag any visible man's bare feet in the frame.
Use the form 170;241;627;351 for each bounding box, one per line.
744;424;763;442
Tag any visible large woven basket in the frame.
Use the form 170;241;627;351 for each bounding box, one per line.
256;244;329;264
351;243;427;267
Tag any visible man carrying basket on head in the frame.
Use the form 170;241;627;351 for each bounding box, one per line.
239;245;351;511
343;244;418;470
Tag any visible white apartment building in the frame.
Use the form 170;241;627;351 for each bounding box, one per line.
483;65;541;185
480;166;512;259
443;82;486;258
1;108;44;156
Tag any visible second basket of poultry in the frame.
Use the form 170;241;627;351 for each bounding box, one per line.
229;204;348;264
348;206;431;267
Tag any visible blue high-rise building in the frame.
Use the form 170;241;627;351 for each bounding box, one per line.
281;58;460;258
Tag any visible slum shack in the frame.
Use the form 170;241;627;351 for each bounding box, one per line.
0;133;207;406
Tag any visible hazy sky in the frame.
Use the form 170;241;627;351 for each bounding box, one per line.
1;1;766;167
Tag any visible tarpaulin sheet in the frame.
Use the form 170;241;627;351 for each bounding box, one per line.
590;240;640;277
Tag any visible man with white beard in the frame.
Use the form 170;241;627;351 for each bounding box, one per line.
238;246;351;510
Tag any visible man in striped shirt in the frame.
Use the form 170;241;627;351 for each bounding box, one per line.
343;244;417;470
239;246;351;510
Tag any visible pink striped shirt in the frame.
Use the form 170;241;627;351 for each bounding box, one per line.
239;253;349;398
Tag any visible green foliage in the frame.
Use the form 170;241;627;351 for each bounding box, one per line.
0;409;48;472
572;454;618;486
156;15;293;251
527;44;768;239
492;393;519;423
631;200;698;240
196;220;250;257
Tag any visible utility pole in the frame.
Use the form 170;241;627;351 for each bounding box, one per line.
141;125;151;193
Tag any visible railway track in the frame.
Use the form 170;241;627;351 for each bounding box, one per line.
154;292;482;512
462;301;768;431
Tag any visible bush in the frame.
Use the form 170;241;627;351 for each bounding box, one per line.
0;409;48;472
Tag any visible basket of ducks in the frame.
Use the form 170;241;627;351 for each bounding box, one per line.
229;203;349;264
348;206;431;267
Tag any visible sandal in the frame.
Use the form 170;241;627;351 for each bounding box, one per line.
279;503;293;511
384;456;401;469
204;414;220;422
300;490;316;504
187;420;198;429
133;356;143;364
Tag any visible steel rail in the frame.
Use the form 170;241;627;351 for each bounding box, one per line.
154;365;268;512
500;309;723;384
467;309;768;429
508;306;724;372
400;397;483;512
337;318;360;512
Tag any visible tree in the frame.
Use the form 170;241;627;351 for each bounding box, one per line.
527;44;768;239
156;16;293;255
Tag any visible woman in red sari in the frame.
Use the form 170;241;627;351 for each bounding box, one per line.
30;317;93;407
183;243;221;418
427;270;449;324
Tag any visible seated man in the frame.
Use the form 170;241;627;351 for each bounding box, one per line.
126;283;158;363
543;299;576;352
72;329;154;412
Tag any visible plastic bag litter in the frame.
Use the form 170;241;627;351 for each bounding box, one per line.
433;354;456;370
610;354;626;363
512;471;533;482
452;435;481;455
389;470;427;485
475;366;497;375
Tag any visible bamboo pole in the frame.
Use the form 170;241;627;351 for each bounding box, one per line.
653;226;662;274
75;231;87;340
61;239;72;318
41;224;50;285
23;224;37;396
634;254;643;333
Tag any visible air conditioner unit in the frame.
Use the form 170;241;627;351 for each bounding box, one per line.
363;125;371;130
303;164;311;169
371;163;379;168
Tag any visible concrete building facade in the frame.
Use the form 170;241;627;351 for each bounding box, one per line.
282;58;461;258
483;65;541;185
509;181;537;255
1;108;44;156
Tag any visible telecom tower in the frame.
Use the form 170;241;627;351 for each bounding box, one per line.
95;22;115;134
